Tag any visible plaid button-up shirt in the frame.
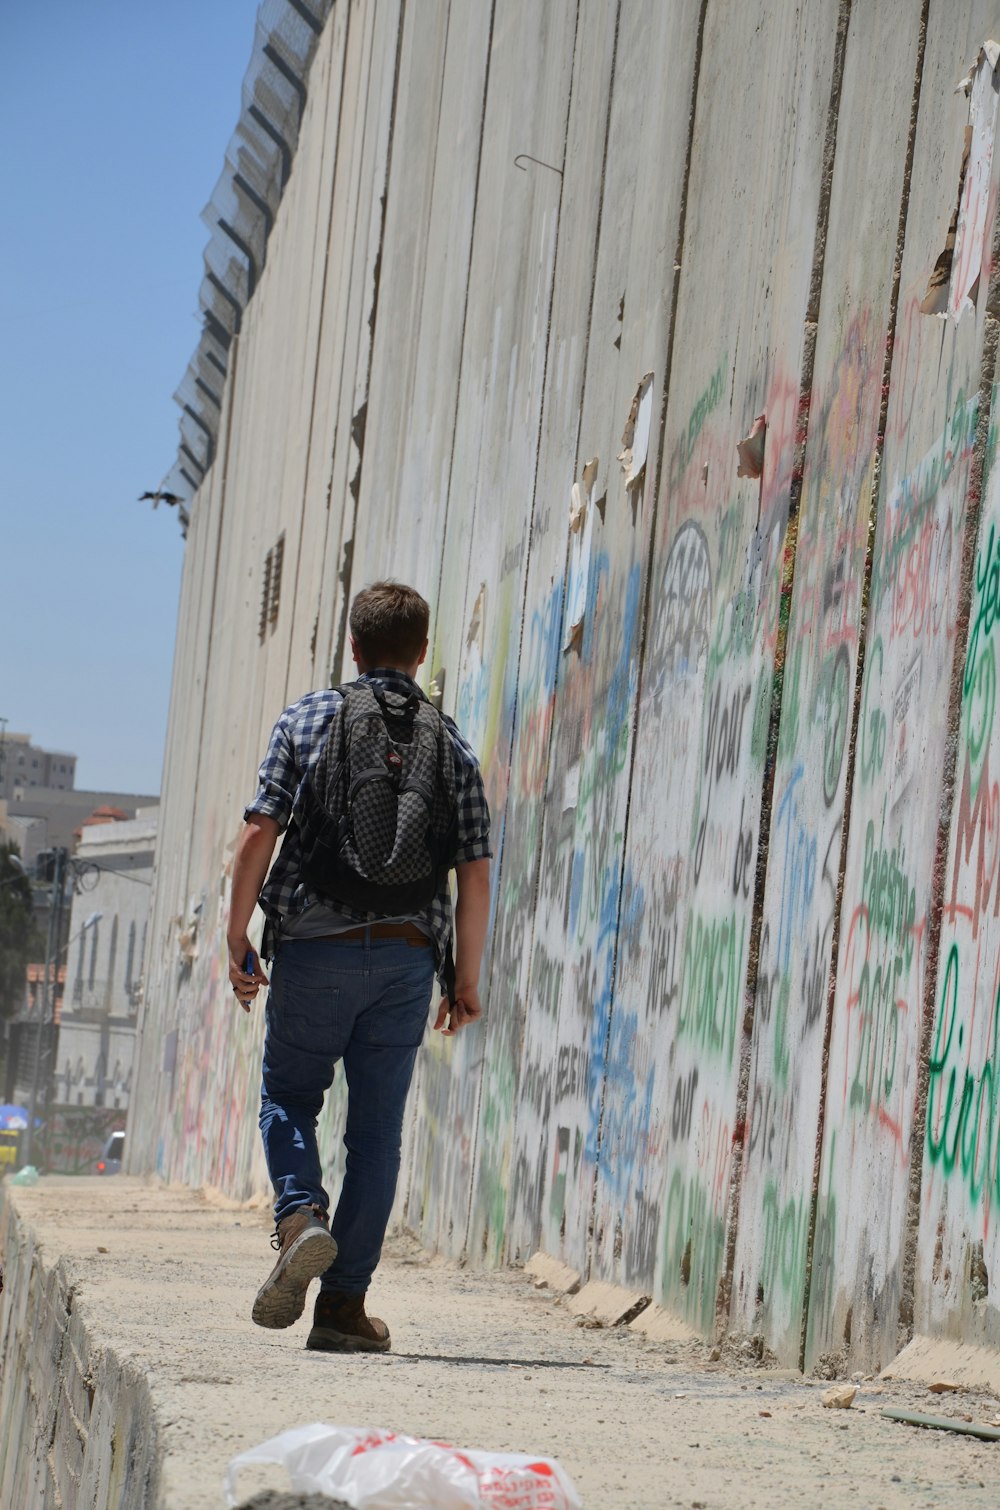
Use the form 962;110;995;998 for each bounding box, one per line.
245;670;491;986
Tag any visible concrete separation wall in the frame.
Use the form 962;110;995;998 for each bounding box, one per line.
131;0;1000;1374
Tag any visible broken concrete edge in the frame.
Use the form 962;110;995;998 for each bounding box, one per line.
0;1185;163;1509
523;1251;582;1295
569;1280;651;1327
522;1257;703;1342
881;1334;1000;1396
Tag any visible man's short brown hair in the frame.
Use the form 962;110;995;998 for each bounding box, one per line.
349;580;430;666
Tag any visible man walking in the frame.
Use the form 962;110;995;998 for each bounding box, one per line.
227;581;491;1352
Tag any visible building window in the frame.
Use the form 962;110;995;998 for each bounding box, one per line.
73;928;85;1003
106;916;118;1010
88;921;99;990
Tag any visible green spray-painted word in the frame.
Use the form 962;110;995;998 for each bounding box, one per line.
678;910;746;1067
760;1182;809;1306
861;817;916;971
668;357;728;490
927;943;1000;1210
965;521;1000;702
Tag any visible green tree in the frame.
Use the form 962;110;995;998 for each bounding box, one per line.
0;843;40;1019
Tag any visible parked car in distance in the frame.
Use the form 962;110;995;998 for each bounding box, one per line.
96;1130;125;1175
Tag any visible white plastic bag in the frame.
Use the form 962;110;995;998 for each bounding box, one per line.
224;1422;582;1509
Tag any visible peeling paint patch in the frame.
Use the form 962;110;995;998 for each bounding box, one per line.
564;459;598;652
736;414;767;480
921;43;1000;320
618;373;654;491
949;43;1000;321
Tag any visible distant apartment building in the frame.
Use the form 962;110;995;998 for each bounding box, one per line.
0;733;76;797
0;731;157;864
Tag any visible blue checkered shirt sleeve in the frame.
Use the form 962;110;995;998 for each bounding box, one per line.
245;709;299;829
445;716;491;862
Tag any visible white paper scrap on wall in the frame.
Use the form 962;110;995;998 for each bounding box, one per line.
950;43;1000;322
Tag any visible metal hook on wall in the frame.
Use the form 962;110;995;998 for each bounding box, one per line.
513;153;564;179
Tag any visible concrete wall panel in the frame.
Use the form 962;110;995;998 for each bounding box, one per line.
467;0;623;1270
731;0;925;1364
806;3;1000;1371
133;0;1000;1371
600;0;842;1337
401;0;580;1259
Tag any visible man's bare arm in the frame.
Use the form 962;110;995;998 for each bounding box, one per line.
434;857;491;1035
227;815;281;1011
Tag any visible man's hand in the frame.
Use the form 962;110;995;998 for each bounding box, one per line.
227;937;269;1013
434;983;482;1036
227;815;280;1012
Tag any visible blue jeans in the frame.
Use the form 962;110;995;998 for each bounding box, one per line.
259;935;435;1294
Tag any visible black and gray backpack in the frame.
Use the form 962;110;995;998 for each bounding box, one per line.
297;681;459;914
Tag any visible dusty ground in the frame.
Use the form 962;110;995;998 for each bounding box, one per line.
5;1178;1000;1509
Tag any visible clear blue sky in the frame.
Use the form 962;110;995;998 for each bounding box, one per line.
1;2;256;795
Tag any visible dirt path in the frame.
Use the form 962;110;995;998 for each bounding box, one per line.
6;1179;999;1508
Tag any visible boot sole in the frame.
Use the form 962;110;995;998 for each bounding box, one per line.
306;1323;391;1354
252;1229;339;1329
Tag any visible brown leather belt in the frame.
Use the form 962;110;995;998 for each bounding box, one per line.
315;922;431;947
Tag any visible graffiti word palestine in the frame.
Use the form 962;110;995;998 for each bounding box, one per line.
964;521;1000;698
927;943;1000;1211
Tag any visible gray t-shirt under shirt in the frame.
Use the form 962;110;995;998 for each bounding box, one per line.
281;901;432;940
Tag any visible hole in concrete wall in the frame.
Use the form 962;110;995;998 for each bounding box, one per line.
932;1220;944;1283
921;42;1000;320
680;1237;692;1287
971;1240;989;1301
920;132;971;315
843;1305;853;1348
613;293;624;351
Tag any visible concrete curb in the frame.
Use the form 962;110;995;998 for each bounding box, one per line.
0;1182;161;1509
569;1281;651;1327
882;1334;1000;1394
628;1303;701;1343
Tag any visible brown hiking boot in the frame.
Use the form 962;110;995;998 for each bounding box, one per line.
252;1204;338;1329
306;1289;391;1353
